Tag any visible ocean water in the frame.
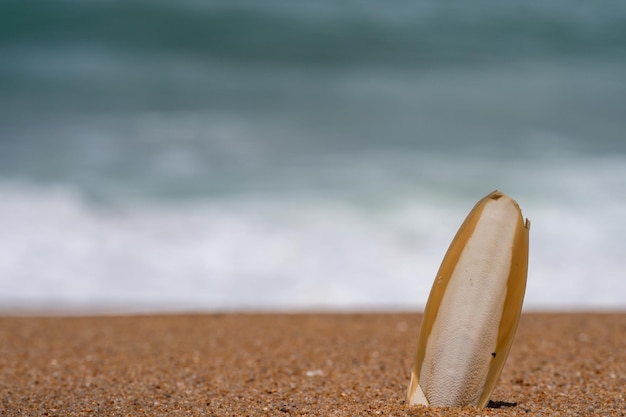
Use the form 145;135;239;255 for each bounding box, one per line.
1;0;625;312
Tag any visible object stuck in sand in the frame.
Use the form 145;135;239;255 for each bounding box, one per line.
407;190;530;408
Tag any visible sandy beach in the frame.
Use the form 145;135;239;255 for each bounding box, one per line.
0;313;624;416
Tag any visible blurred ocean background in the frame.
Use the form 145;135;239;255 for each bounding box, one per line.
1;0;625;313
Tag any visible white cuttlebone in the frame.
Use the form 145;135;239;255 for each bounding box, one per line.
407;190;530;408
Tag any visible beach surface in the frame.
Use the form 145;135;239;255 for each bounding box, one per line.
0;313;624;416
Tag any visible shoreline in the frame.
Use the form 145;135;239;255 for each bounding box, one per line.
1;313;624;416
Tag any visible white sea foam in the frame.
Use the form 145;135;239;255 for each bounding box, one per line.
0;155;625;313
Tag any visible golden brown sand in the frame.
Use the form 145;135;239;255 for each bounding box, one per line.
0;313;624;416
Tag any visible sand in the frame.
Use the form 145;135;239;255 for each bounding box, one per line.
0;313;624;416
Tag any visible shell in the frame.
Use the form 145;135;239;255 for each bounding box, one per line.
407;190;530;408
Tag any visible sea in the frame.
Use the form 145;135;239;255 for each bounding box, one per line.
1;0;625;313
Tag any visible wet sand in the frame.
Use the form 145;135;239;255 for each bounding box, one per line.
0;313;624;416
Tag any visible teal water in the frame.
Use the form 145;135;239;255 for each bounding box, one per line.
1;0;625;311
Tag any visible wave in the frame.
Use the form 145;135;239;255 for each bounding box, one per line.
1;154;625;312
